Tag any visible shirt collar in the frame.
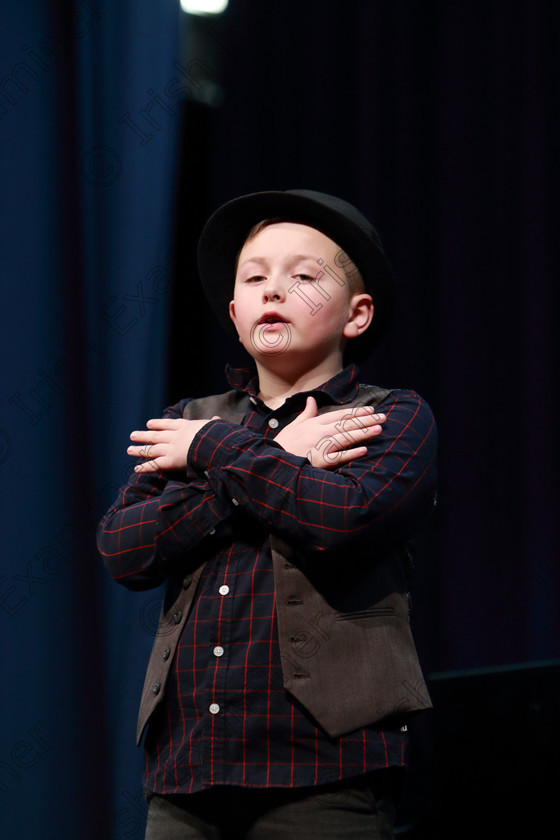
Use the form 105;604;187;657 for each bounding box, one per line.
225;363;361;406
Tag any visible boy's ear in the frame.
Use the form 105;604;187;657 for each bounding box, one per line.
343;293;374;340
228;300;237;329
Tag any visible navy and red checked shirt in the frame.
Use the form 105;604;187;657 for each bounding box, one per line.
98;363;437;794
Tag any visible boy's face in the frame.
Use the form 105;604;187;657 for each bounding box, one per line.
229;222;372;370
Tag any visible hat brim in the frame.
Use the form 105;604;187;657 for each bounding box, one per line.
197;190;395;362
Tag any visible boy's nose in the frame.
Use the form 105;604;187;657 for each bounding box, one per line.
261;275;285;302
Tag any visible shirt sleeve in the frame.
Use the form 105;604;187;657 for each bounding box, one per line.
186;389;437;555
97;401;234;590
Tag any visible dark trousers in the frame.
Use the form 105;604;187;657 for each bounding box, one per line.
144;770;402;840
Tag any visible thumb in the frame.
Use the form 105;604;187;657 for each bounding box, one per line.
300;396;318;419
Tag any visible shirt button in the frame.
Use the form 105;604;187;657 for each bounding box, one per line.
268;417;279;429
173;610;183;624
231;498;239;506
162;648;170;661
152;682;161;695
208;528;216;535
219;585;229;596
209;703;220;715
249;396;257;405
182;575;192;589
203;470;210;478
213;645;224;657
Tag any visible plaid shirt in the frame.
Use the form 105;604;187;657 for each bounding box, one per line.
98;364;437;794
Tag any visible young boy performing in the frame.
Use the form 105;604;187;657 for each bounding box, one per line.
98;190;437;839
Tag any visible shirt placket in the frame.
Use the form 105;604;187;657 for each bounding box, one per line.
203;546;236;786
203;403;283;785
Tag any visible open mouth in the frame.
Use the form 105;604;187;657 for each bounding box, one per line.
250;312;293;353
258;312;289;325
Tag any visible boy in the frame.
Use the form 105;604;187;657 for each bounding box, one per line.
98;189;437;839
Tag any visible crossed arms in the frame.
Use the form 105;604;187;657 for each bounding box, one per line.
97;391;437;590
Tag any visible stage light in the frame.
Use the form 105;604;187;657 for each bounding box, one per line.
180;0;228;14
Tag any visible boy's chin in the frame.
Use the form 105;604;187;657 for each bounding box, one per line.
243;341;344;374
243;323;294;360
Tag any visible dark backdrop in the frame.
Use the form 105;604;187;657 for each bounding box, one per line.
1;1;558;838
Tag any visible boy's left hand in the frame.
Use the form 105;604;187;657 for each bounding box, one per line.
275;397;386;468
128;417;219;473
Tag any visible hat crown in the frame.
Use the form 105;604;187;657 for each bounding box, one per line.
286;189;383;250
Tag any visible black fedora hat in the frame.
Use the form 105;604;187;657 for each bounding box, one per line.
197;189;395;362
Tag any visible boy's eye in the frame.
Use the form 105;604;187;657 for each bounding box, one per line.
293;274;315;283
245;275;266;283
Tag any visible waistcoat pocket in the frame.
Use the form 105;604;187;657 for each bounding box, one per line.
336;606;396;621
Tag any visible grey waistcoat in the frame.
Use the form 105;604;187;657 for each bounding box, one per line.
137;385;431;745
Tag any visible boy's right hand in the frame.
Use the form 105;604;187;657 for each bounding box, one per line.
274;397;386;469
127;416;220;473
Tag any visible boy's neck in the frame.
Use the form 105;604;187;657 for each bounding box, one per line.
254;355;344;409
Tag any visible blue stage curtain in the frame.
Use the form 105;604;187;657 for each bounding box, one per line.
0;2;182;836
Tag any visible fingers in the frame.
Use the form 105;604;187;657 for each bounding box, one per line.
127;417;211;474
327;446;369;467
129;426;177;445
134;460;160;474
128;427;169;474
326;406;386;431
306;420;384;469
129;443;161;473
131;444;167;473
308;444;369;469
127;443;166;459
322;425;383;458
130;416;218;442
145;418;181;430
143;416;218;430
317;417;385;449
330;405;384;421
322;411;385;444
333;423;384;446
129;430;160;444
